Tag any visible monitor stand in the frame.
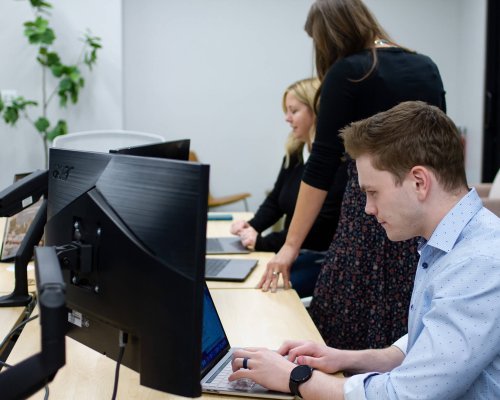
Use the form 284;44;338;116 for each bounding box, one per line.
0;200;47;307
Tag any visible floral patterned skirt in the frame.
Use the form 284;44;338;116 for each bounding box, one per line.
309;161;418;350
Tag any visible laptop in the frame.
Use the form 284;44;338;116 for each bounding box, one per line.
205;258;258;281
206;237;250;255
201;285;293;399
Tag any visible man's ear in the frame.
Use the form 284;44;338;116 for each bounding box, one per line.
409;166;431;200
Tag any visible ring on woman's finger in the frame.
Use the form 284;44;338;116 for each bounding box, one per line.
272;271;279;277
242;357;249;369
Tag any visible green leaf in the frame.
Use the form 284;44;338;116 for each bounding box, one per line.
46;52;60;66
69;69;81;83
34;117;50;132
82;32;102;69
51;64;64;77
46;120;67;141
23;17;55;45
30;0;53;10
12;97;38;110
59;78;72;91
0;97;4;113
40;28;56;44
3;106;19;125
58;92;68;107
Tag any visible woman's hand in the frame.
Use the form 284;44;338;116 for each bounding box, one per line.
230;220;249;235
278;340;344;374
239;226;258;249
229;348;295;394
258;243;299;292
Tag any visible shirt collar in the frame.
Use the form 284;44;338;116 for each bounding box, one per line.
424;188;482;253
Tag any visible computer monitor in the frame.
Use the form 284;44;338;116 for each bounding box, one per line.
110;138;190;160
44;147;209;397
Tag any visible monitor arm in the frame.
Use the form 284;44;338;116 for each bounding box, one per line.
0;195;48;307
0;170;48;307
0;246;66;400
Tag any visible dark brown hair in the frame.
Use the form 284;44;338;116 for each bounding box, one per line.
304;0;391;80
340;101;468;191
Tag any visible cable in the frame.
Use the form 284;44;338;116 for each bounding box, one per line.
111;331;127;400
0;314;39;354
0;319;50;400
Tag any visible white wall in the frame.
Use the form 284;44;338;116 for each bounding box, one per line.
364;0;486;184
123;0;487;212
123;0;315;211
0;0;122;188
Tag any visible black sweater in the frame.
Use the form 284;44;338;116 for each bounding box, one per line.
304;48;446;190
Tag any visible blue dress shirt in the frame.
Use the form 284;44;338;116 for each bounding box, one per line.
344;188;500;399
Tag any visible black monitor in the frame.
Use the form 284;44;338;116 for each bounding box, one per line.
110;138;190;160
44;147;209;397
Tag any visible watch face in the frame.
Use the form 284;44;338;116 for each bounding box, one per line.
291;365;313;382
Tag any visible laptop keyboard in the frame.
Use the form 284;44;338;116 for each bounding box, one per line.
205;258;230;276
204;356;256;391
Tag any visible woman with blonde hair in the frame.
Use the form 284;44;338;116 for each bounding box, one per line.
260;0;446;350
231;77;346;297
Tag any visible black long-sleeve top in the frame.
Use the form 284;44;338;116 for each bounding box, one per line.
248;153;346;252
303;48;446;190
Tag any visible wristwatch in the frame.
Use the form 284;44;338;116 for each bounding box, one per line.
289;365;314;398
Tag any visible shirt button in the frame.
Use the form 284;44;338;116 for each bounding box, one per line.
422;262;429;269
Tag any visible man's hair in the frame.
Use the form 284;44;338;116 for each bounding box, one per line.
340;101;468;191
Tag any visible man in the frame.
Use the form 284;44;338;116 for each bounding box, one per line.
229;101;500;399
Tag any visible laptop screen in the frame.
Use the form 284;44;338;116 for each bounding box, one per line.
201;285;231;376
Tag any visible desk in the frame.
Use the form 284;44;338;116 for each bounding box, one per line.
0;217;36;358
206;212;274;290
6;289;323;399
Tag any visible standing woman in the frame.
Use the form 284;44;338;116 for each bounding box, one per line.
260;0;446;349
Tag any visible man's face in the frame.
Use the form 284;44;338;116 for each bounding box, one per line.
356;154;422;241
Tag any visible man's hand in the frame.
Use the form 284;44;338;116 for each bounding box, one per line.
279;340;345;374
230;347;295;394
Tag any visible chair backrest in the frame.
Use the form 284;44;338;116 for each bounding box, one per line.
489;169;500;198
52;130;164;153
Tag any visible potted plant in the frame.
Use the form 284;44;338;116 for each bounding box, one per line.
0;0;102;167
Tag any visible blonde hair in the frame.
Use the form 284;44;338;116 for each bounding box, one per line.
282;77;320;168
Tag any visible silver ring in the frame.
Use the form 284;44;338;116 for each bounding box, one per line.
272;271;279;276
242;357;249;369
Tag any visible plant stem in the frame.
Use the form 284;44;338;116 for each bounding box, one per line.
42;64;49;168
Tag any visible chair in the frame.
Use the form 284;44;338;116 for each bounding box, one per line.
474;168;500;217
52;130;164;152
189;151;251;211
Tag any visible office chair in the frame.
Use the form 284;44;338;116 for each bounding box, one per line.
52;130;164;152
474;168;500;217
189;151;251;211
